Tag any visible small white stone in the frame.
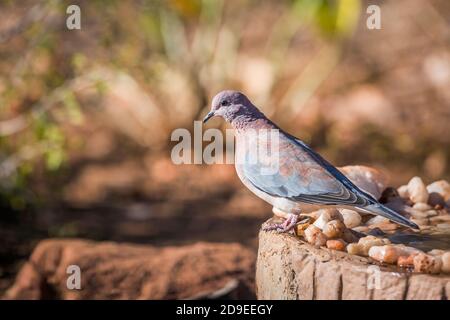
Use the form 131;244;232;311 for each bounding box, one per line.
352;226;369;233
368;245;399;264
358;235;389;256
304;225;327;247
397;185;409;198
426;180;450;201
312;209;343;230
407;176;429;204
322;220;346;239
366;215;389;225
412;202;432;211
339;209;362;228
313;213;330;230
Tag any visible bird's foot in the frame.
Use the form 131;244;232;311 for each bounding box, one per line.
263;213;299;233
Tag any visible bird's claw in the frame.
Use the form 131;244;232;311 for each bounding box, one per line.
263;213;298;233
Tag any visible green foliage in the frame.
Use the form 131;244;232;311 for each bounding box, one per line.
292;0;361;38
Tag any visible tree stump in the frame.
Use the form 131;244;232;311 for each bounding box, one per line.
256;221;450;300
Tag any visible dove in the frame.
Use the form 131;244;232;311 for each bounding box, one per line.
203;90;418;232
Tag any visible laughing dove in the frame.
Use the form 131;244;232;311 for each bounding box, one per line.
203;90;418;231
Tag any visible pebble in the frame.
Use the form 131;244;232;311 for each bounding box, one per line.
407;176;429;204
295;222;311;237
352;226;370;233
342;229;360;243
395;245;422;256
368;245;399;264
397;185;409;199
358;236;390;256
370;244;422;264
379;187;399;203
304;225;328;247
430;215;450;224
368;227;386;236
427;192;446;207
368;222;398;232
346;243;362;255
436;223;450;231
412;202;432;211
413;253;442;274
405;207;432;219
426;180;450;201
384;198;406;213
339;209;362;228
427;249;445;256
408;211;428;219
397;255;415;267
326;239;346;251
366;215;390;225
322;220;346;239
442;252;450;273
312;209;343;230
424;210;439;217
411;217;429;226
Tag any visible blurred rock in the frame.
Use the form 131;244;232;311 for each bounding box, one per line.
407;176;429;204
426;180;450;202
3;239;255;300
338;165;388;200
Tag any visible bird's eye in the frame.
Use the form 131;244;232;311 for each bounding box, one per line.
220;100;230;107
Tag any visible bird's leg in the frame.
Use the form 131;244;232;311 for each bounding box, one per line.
263;208;299;233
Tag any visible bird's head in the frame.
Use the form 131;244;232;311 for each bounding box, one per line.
203;90;256;124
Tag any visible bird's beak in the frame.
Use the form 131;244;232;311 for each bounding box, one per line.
203;111;215;124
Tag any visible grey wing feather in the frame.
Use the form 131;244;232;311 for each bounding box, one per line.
241;135;372;207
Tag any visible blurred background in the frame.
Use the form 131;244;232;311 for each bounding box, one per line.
0;0;449;295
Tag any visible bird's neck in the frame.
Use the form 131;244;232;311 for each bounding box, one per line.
230;110;275;132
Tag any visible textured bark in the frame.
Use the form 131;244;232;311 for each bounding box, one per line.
256;222;450;300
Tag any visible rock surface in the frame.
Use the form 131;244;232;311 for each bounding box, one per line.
3;239;255;300
338;165;388;200
256;223;450;300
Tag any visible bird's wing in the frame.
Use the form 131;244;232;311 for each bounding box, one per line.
241;134;374;207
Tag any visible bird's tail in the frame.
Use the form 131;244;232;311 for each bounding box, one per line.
362;203;419;229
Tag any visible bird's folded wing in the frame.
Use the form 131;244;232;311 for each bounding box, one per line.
242;137;371;207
